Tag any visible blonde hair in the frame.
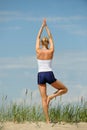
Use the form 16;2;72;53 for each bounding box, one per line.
41;37;49;49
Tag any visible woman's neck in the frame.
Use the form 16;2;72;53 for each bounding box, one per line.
42;46;48;50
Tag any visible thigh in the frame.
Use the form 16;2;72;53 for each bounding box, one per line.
38;84;47;99
51;80;66;90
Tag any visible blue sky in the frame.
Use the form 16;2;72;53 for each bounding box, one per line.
0;0;87;105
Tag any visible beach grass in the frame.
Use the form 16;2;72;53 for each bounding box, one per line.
49;102;87;123
0;95;87;123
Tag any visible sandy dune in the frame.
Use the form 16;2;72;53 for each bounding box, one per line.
0;122;87;130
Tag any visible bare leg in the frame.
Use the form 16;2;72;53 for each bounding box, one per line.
47;80;68;106
38;84;50;123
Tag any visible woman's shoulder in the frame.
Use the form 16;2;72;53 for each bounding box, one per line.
36;49;53;59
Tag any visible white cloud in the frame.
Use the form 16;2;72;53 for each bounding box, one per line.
53;51;87;71
0;11;87;36
0;11;21;22
0;26;22;31
45;16;87;22
0;11;87;22
72;30;87;36
0;11;20;15
54;23;87;37
0;56;37;70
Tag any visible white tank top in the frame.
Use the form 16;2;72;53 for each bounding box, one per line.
37;59;52;72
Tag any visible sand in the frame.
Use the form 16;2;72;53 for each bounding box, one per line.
0;122;87;130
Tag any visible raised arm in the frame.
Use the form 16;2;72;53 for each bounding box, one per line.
45;20;54;52
36;22;45;52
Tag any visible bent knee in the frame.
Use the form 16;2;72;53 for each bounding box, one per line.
64;87;68;93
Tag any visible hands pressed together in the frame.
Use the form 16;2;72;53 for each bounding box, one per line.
42;18;47;28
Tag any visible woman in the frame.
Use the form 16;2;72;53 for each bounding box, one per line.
36;19;68;123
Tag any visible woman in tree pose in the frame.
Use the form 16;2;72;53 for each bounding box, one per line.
36;19;68;123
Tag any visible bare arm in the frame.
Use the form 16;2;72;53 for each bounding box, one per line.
36;23;44;52
45;24;54;52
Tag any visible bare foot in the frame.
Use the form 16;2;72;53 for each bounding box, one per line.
47;92;59;106
47;96;50;107
47;95;54;107
46;120;51;124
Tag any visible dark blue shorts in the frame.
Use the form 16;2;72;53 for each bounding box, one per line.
37;71;57;84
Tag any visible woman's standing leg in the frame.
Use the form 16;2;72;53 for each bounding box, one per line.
38;84;50;123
